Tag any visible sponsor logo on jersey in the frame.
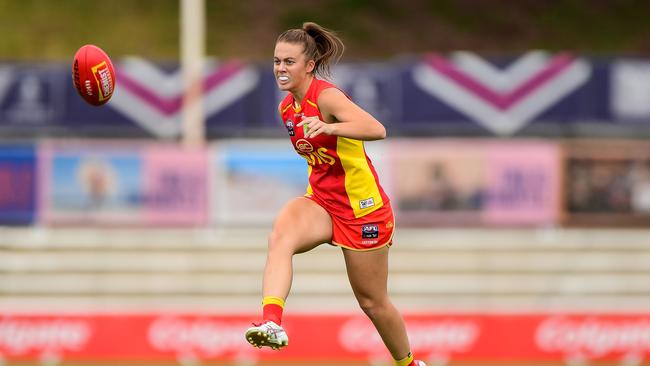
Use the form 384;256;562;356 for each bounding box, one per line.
359;197;375;209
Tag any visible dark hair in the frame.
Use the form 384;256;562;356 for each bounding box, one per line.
276;22;344;78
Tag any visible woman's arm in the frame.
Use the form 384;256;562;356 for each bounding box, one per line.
297;88;386;140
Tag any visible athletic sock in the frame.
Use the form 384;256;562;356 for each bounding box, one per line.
395;352;415;366
262;296;285;325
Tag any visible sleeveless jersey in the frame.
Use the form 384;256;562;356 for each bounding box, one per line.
279;78;390;220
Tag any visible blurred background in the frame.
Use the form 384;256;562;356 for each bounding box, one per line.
1;0;649;365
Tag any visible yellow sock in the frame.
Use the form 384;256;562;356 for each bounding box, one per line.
395;352;414;366
262;296;285;308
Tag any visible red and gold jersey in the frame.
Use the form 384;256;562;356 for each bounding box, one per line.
279;78;390;220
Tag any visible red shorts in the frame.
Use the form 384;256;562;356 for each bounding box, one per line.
307;197;396;251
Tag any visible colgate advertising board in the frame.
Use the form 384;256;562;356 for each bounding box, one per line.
0;313;648;364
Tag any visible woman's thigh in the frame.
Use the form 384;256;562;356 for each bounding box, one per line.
342;246;390;300
270;197;333;254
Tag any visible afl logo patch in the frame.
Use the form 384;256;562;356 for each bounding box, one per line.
295;139;313;153
361;224;379;239
286;119;295;136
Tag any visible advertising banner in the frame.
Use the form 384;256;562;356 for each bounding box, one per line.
0;60;261;139
3;55;650;139
0;64;67;129
610;60;650;123
397;52;616;136
0;312;648;365
0;144;37;224
482;141;561;225
211;139;392;226
389;139;485;226
109;59;260;139
40;141;208;226
389;139;560;226
563;140;650;226
212;140;307;225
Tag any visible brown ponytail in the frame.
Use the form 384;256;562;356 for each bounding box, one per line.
276;22;345;78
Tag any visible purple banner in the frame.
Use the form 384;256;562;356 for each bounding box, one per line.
0;53;645;138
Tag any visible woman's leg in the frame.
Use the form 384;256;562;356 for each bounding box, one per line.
342;246;412;360
247;197;333;349
262;197;333;300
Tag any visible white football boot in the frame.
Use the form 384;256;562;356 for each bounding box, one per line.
415;361;427;366
245;321;288;350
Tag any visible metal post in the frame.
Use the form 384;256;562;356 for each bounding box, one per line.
180;0;205;146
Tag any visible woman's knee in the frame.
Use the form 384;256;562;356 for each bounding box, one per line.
267;230;294;255
356;295;390;319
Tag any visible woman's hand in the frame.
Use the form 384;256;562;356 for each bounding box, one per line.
297;116;336;138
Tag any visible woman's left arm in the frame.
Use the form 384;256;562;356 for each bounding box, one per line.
297;88;386;140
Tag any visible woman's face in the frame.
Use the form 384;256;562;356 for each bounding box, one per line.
273;41;314;92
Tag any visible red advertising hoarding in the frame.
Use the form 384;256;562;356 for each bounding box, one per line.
1;312;648;365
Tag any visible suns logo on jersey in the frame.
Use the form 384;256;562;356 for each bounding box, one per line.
299;148;336;166
295;139;313;153
294;139;335;166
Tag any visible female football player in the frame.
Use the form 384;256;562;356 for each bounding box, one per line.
245;22;426;366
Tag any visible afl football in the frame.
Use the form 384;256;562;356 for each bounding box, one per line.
72;44;116;106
